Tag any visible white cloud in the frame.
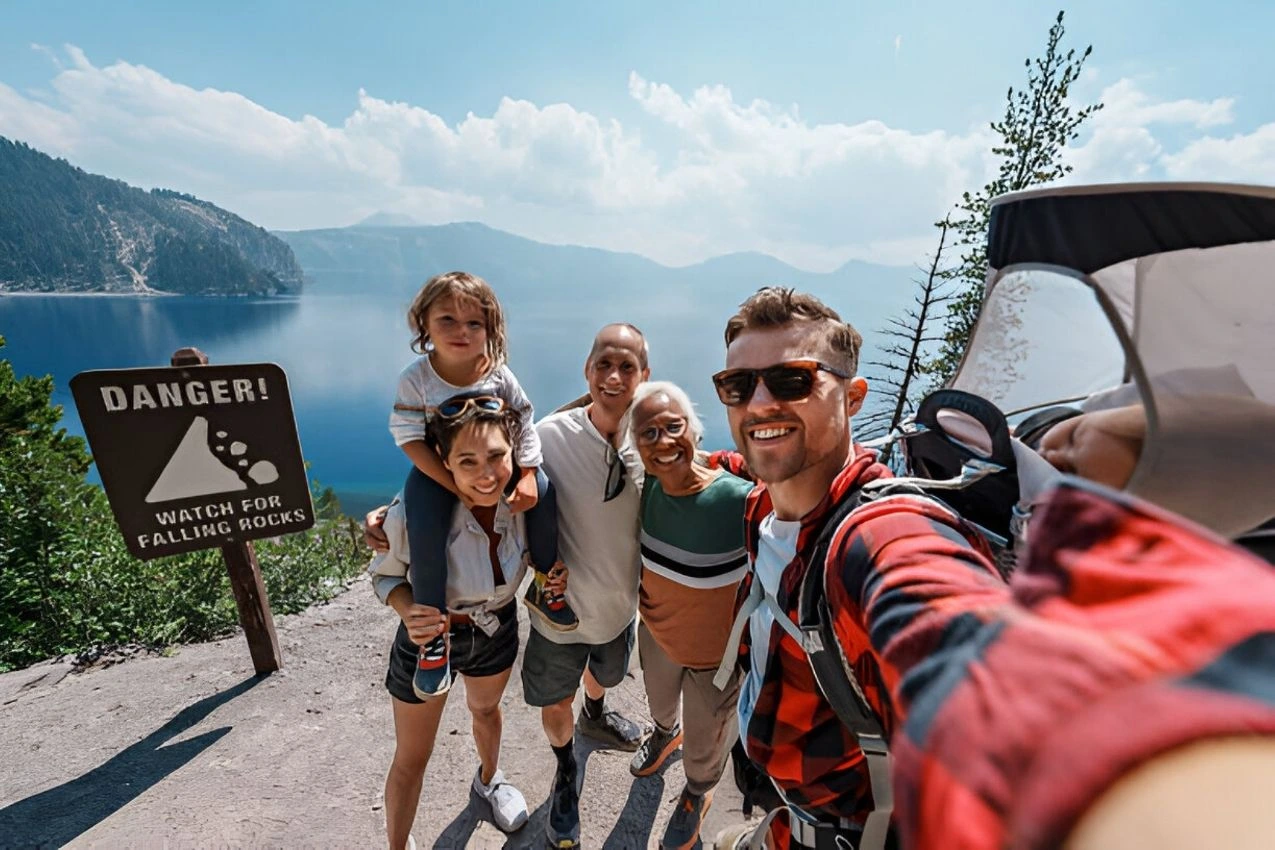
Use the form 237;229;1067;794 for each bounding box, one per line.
0;47;1267;271
1161;124;1275;183
1094;78;1234;129
1063;78;1249;186
1067;126;1163;181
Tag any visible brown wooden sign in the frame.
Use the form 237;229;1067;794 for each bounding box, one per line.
69;359;315;560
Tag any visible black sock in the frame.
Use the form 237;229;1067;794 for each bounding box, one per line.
552;740;576;777
583;694;605;720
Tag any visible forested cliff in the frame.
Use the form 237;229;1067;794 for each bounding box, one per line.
0;138;302;295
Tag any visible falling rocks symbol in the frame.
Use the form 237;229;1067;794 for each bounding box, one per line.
145;417;279;503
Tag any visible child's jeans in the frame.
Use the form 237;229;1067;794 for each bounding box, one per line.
404;466;558;610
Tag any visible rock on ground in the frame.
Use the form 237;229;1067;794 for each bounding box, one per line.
0;575;751;849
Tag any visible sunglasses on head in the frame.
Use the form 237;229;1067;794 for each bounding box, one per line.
711;359;851;407
604;443;627;502
436;395;506;419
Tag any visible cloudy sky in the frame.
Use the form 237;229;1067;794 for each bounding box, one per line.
2;0;1272;271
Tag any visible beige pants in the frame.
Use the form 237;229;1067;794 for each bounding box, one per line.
638;621;742;795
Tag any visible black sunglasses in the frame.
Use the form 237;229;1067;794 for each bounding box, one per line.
711;359;851;407
603;443;627;502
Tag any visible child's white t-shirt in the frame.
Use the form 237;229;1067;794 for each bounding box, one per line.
388;354;542;468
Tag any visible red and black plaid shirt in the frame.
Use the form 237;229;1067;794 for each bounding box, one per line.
883;479;1275;850
735;448;1275;849
732;450;1001;826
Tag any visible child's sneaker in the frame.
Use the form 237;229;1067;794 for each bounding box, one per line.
412;633;450;700
523;571;579;632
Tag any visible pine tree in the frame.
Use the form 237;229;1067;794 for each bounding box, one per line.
927;10;1103;385
860;217;955;465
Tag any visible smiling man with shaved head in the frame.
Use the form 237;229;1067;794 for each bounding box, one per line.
522;321;652;850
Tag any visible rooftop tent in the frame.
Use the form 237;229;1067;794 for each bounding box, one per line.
950;182;1275;537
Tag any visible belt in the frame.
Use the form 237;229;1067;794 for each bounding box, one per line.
450;602;514;630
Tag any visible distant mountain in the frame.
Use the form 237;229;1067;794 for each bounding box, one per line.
353;211;422;228
279;219;918;309
0;137;303;295
276;220;917;325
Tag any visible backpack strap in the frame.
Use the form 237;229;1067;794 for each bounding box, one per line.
712;488;770;691
711;483;901;850
796;487;893;850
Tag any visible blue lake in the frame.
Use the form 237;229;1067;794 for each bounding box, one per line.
7;292;866;516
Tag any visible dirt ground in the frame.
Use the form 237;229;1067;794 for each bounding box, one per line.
0;575;752;849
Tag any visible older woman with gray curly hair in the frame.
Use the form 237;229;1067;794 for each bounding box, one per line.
622;380;753;850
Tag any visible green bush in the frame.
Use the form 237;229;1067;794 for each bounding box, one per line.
0;337;370;672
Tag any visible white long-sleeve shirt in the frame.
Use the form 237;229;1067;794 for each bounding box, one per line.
388;355;542;468
367;495;530;625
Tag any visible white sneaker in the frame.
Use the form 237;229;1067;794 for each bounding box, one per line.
472;767;529;833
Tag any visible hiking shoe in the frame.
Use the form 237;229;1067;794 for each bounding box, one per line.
576;706;642;751
412;633;450;700
630;722;683;776
523;570;579;632
660;787;712;850
545;769;580;849
472;767;528;833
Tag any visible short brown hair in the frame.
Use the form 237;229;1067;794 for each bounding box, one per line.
724;287;863;374
407;271;508;370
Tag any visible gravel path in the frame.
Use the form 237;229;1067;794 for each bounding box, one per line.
0;575;750;849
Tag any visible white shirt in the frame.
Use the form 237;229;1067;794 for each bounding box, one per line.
737;513;801;740
534;406;644;645
388;355;542;468
366;495;529;616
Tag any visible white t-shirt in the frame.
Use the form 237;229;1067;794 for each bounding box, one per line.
737;513;801;739
535;406;643;645
388;355;542;468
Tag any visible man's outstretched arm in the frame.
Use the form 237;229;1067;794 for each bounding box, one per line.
828;484;1275;850
823;494;1007;714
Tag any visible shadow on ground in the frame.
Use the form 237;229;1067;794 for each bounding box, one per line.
431;733;668;849
0;675;263;849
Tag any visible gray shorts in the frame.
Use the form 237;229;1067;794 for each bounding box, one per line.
520;620;635;707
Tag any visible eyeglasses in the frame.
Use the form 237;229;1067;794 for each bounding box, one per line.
604;443;627;502
436;395;506;419
636;418;687;446
711;360;851;407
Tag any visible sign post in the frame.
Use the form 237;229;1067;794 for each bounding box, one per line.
170;347;282;675
70;348;315;676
